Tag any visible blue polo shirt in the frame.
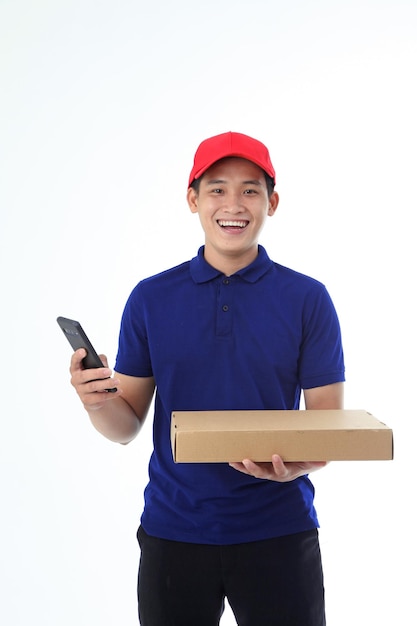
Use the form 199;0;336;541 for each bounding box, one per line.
115;245;345;545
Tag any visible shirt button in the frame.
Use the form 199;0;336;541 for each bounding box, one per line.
222;305;229;312
223;279;230;285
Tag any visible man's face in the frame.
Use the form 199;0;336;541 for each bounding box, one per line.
187;157;279;271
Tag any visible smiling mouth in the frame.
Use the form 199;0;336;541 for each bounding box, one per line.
217;220;249;228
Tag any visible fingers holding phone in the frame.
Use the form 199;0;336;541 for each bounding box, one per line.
57;317;119;409
70;348;121;409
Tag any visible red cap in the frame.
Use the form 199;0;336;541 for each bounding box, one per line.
188;131;276;187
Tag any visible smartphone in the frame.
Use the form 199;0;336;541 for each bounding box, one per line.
57;316;117;392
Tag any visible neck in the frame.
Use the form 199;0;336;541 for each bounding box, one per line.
203;245;258;276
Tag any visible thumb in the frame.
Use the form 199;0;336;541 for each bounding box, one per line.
99;354;109;368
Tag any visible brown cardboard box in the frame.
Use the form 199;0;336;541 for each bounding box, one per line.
171;410;393;463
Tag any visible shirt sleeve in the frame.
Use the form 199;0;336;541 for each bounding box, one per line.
298;283;345;389
114;282;154;377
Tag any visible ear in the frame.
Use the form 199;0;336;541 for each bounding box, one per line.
187;187;199;214
267;191;279;216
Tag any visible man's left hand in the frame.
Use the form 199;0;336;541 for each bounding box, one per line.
229;454;327;482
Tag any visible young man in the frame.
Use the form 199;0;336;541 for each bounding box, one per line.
70;131;345;625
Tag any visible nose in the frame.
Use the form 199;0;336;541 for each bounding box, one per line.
223;192;244;213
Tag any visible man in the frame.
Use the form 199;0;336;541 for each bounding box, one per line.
70;131;345;625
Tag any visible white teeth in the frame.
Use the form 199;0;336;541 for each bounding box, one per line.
218;220;247;228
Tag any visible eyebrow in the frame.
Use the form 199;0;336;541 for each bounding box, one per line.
205;178;263;186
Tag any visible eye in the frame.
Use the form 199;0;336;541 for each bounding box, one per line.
243;188;257;194
210;188;223;194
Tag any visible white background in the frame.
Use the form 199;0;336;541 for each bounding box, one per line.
1;1;415;624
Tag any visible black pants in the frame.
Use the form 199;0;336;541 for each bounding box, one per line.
137;526;326;626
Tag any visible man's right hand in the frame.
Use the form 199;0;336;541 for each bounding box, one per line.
69;348;121;411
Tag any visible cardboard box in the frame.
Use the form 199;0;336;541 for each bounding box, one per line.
171;410;393;463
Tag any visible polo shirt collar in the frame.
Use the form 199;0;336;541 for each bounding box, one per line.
190;245;273;284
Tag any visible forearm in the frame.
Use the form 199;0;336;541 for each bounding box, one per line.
86;396;143;444
69;351;155;444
